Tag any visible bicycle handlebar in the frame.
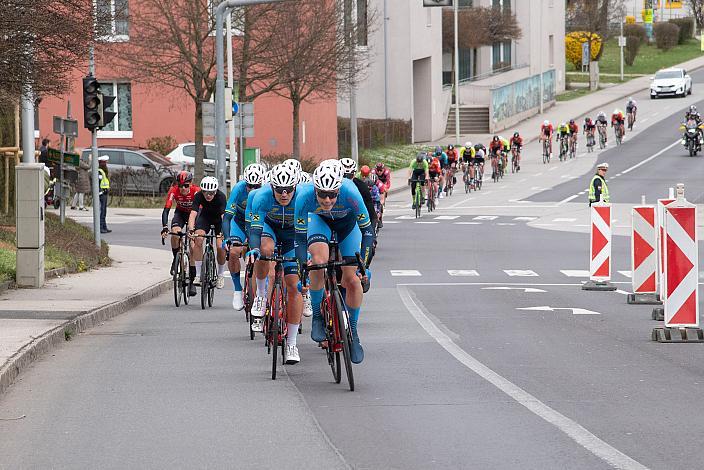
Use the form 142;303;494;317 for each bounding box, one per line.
161;230;188;245
302;252;366;288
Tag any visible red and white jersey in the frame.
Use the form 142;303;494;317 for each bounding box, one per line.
164;184;199;213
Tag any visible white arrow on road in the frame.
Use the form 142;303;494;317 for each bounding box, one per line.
482;287;546;293
516;306;601;315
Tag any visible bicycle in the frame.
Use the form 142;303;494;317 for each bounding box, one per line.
193;226;218;310
542;138;550;164
511;144;520;173
558;135;569;162
162;231;191;307
586;131;595;153
427;176;438;213
409;178;425;218
444;165;455;197
227;240;253;324
473;162;483;190
614;124;624;146
598;126;607;149
627;111;635;131
463;164;472;193
303;240;366;391
259;244;298;380
569;137;577;159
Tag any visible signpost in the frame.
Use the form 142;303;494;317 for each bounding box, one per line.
202;102;216;137
52;115;79;224
234;102;254;177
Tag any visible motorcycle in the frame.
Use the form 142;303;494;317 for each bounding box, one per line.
680;119;704;157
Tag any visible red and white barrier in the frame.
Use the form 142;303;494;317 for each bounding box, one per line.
657;198;675;301
589;202;612;282
631;206;657;294
663;199;698;327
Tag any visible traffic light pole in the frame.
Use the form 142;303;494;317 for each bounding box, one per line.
215;0;285;189
89;45;100;248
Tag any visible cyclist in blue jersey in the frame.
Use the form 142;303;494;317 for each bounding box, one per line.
295;159;373;364
223;163;265;311
434;147;448;197
246;163;302;365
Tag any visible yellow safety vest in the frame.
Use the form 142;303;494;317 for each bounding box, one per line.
99;169;110;190
589;174;609;203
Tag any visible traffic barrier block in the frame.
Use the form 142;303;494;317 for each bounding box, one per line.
628;205;660;304
652;198;675;318
582;202;616;291
628;293;661;305
651;307;664;321
651;327;704;343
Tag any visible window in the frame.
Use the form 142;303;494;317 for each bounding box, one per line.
96;0;129;41
458;0;473;6
123;151;149;168
492;41;512;71
97;82;133;138
182;145;195;158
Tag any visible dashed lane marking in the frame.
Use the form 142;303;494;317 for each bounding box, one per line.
514;216;538;221
447;270;480;276
504;270;539;277
434;215;460;220
454;222;483;225
618;270;632;278
560;270;590;277
395;215;416;220
553;218;577;222
415;221;440;224
496;223;516;226
473;215;498;220
390;270;422;276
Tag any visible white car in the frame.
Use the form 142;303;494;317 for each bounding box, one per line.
165;143;229;167
650;68;692;99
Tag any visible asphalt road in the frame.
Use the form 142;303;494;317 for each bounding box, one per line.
4;81;704;469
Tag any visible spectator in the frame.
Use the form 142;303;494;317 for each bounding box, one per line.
71;153;90;211
39;138;50;166
97;155;111;233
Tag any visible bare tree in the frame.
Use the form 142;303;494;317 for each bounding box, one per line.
266;0;371;159
688;0;704;31
442;6;522;51
566;0;625;60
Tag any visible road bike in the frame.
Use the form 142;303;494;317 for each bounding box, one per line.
586;131;595;153
303;238;366;391
627;110;635;131
427;176;438;213
162;231;191;307
558;135;569;162
511;144;520;173
444;165;456;197
194;227;218;310
569;137;577;159
226;240;255;331
542;138;550;164
259;244;298;380
614;123;624;146
473;162;483;190
409;178;425;218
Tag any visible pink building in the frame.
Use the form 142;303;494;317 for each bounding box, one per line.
37;6;338;160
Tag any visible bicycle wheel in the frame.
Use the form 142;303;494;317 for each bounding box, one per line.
182;252;190;305
333;290;354;391
244;264;253;323
173;253;182;307
320;296;342;383
207;253;215;308
271;286;280;380
200;250;210;310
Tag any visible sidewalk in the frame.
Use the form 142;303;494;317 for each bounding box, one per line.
0;244;170;395
384;54;704;197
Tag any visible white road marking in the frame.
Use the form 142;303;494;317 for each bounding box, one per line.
483;287;546;293
561;270;590;277
531;187;550;191
535;172;543;176
496;223;516;226
395;215;416;220
514;216;538;221
548;166;558;171
621;140;679;175
558;194;580;205
454;222;483;225
448;270;480;276
615;289;631;296
390;270;422;276
415;221;439;224
618;270;632;278
434;215;460;220
533;223;555;226
473;215;498;220
398;287;648;470
382;220;400;224
516;306;602;315
553;218;577;222
641;118;649;123
504;270;539;277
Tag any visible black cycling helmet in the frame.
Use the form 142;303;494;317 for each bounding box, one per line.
584;116;591;122
513;131;519;137
569;119;575;125
416;152;425;162
448;144;454;150
492;135;499;142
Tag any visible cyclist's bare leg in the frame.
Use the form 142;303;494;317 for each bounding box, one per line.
308;241;330;291
216;234;226;266
170;226;181;250
340;265;362;309
284;273;302;326
254;236;276;298
191;229;205;262
227;245;245;279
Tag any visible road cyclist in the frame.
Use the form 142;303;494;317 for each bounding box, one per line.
611;109;625;145
556;122;571;161
161;170;199;297
488;135;504;181
583;117;596;152
373;162;391;208
568;119;579;159
427;155;442;211
595;111;608;148
460;141;476;191
408;152;429;212
625;97;637;130
509;132;522;172
539;120;554;163
472;146;485;190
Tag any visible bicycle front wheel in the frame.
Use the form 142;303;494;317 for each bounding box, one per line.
271;287;281;380
182;252;190;305
200;249;212;310
333;290;354;392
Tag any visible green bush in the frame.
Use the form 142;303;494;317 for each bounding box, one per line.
668;17;694;44
145;135;178;157
624;23;647;44
625;36;641;66
654;22;680;51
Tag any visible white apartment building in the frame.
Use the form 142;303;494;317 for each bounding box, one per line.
338;0;566;143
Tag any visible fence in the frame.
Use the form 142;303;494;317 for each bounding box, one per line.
490;69;556;132
338;118;412;157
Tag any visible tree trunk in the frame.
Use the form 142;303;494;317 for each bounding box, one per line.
194;100;204;182
292;97;301;160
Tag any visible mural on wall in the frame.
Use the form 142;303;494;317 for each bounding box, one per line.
491;69;556;123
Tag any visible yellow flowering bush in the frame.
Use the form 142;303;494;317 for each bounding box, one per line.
626;15;636;24
565;31;602;70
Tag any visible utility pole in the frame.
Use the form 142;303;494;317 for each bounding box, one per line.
620;16;624;82
20;94;35;164
453;0;460;143
226;12;237;185
539;0;544;114
348;0;359;163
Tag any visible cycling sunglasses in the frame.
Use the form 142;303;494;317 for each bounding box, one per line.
246;183;261;190
273;185;295;194
179;183;191;188
203;190;216;197
316;189;339;200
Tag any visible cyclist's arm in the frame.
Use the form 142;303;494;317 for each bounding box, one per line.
294;191;314;267
349;189;375;267
353;178;378;226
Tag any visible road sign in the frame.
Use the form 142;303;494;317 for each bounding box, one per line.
235;101;254;138
232;101;239;115
631;206;657;294
47;148;79;166
618;36;627;47
53;116;79;138
224;87;233;122
664;200;698;327
516;306;602;315
589;203;612;281
202;102;215;137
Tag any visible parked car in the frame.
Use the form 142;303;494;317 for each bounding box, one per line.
650;68;692;99
165;142;230;167
81;147;178;195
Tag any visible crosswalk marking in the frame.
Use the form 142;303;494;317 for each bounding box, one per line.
496;223;516;226
617;270;632;278
382;220;400;224
553;218;576;222
415;221;439;224
454;222;482;225
473;215;498;220
390;270;422;276
395;215;416;220
434;216;459;220
513;217;538;221
504;270;539;277
560;270;589;277
448;270;479;276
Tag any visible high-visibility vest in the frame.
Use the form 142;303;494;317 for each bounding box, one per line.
99;169;110;190
588;174;609;203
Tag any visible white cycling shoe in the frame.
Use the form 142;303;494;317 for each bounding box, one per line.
232;292;244;311
251;296;266;318
284;345;300;365
302;292;313;317
216;275;225;289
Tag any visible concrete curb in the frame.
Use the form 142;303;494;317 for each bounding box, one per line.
0;277;171;396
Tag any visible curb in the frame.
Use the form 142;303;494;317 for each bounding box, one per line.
0;277;171;396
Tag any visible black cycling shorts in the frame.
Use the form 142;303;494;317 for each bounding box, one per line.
195;214;223;235
171;210;189;229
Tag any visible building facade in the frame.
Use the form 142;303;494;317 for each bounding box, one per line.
37;0;338;160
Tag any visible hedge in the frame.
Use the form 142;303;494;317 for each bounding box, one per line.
654;22;680;51
668;17;694;45
624;23;647;44
625;36;641;66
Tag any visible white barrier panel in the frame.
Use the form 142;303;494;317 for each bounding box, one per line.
589;203;612;281
664;201;698;328
656;198;675;301
631;206;657;294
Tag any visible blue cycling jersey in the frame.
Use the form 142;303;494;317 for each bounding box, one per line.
294;178;374;266
223;180;249;239
248;185;296;251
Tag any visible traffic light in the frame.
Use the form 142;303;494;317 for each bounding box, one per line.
82;75;117;130
82;76;100;130
98;93;116;129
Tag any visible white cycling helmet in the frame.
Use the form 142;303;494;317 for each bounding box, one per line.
464;141;472;148
298;171;312;184
340;157;357;176
598;111;606;118
200;176;218;192
543;120;550;126
270;163;298;188
313;159;344;191
263;170;272;184
283;158;302;173
243;163;266;185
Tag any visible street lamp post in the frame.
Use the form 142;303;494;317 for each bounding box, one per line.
453;0;460;143
215;0;286;190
